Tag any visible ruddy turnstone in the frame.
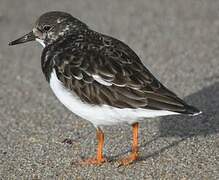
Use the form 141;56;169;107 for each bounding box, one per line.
9;11;201;165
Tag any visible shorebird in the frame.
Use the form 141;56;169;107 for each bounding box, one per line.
9;11;201;165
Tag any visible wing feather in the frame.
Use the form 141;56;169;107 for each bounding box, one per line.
42;32;192;113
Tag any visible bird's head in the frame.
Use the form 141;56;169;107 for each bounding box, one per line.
9;11;87;47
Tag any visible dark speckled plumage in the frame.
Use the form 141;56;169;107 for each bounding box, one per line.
9;11;200;115
36;12;200;114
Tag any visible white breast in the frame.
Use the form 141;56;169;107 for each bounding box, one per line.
49;69;178;127
36;38;45;47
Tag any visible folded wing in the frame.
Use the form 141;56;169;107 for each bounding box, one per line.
43;33;199;115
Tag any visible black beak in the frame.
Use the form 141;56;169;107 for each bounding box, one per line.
8;31;36;46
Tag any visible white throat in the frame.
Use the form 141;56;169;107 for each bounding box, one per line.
36;38;45;47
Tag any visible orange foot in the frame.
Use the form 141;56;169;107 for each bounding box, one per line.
78;157;107;166
118;154;138;166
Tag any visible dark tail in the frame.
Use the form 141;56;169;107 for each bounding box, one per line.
182;104;202;116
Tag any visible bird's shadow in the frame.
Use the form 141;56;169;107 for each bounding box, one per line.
160;82;219;137
138;82;219;161
109;82;219;162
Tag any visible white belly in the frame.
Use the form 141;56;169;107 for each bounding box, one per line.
49;69;178;127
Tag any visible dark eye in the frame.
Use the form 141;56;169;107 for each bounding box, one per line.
43;25;51;31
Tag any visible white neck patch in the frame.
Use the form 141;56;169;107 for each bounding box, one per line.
36;38;45;47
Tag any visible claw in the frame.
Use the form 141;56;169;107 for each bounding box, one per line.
118;153;138;166
74;157;107;166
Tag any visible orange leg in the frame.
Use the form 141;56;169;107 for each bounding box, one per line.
119;122;139;165
80;128;106;165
